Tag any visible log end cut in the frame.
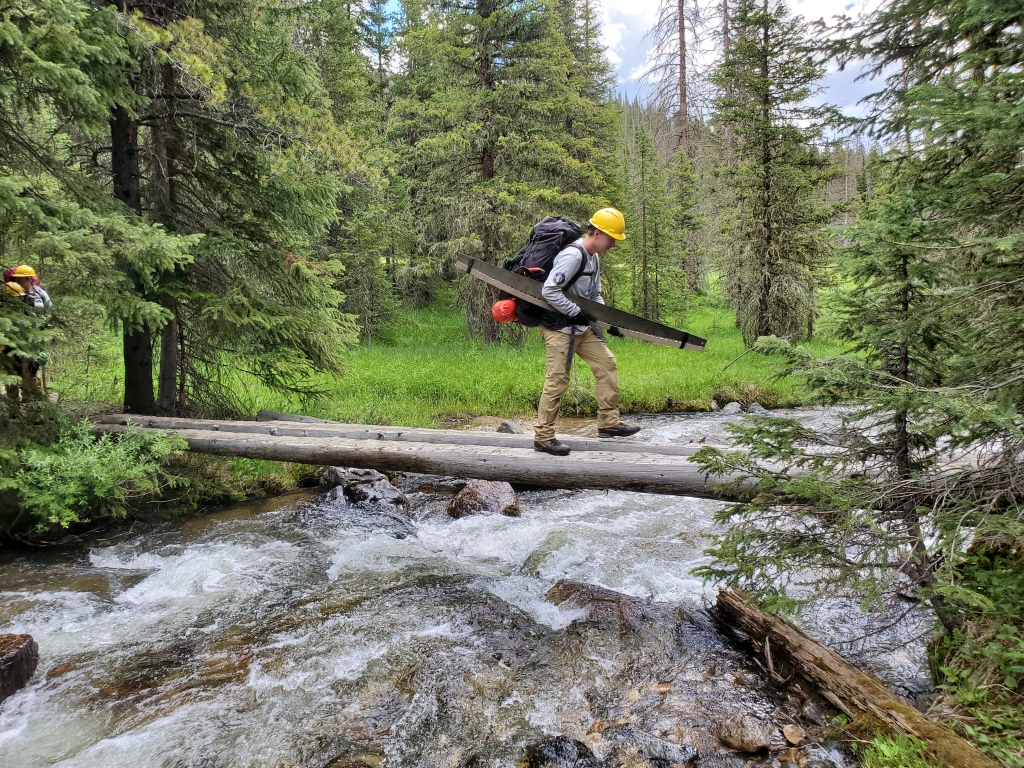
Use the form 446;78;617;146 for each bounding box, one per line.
0;634;39;703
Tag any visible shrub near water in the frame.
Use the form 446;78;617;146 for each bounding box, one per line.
1;418;185;535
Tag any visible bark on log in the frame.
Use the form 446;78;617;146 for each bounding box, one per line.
96;425;747;498
0;634;39;703
98;414;708;458
716;588;1001;768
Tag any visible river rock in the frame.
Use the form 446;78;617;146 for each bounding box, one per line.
524;736;601;768
447;479;519;518
497;420;524;434
800;699;825;725
545;579;651;631
710;399;720;411
0;634;39;703
720;401;742;415
783;724;806;745
714;714;772;752
603;725;698;764
320;467;407;507
746;402;768;414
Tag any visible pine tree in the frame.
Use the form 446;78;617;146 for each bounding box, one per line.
391;0;612;341
713;0;840;346
0;1;195;401
94;0;361;415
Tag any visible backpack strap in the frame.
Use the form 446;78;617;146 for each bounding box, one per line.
565;242;590;289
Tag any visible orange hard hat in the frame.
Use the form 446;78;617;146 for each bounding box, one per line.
491;298;518;323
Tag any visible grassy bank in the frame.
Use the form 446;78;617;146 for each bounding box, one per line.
48;298;845;426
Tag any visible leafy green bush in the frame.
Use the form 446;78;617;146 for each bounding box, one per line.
858;735;937;768
1;421;186;534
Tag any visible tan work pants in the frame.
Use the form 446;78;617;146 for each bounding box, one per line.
534;326;620;442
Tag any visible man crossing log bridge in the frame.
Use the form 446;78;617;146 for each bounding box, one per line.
457;210;707;456
531;208;640;456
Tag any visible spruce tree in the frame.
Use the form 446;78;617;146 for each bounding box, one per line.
391;0;613;341
0;1;195;400
713;0;840;346
93;0;361;415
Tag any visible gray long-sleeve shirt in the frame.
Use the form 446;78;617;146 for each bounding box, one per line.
541;239;603;334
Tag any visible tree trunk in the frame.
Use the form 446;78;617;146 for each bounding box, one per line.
677;0;689;155
716;588;1000;768
111;104;156;415
157;312;178;413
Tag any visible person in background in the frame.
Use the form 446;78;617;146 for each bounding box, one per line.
2;264;51;399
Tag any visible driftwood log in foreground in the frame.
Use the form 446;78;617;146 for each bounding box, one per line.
99;414;709;457
716;588;1000;768
96;423;746;498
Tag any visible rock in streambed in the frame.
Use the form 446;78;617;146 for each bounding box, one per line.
320;467;408;507
447;479;519;518
714;713;773;753
0;634;39;703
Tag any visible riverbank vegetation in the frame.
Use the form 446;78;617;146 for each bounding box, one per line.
1;0;1022;764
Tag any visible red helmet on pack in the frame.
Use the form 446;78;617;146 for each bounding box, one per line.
491;299;518;323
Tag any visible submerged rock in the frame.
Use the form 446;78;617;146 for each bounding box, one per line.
720;401;742;415
603;725;698;764
497;420;524;434
0;634;39;702
320;467;408;507
545;579;652;631
524;736;601;768
714;714;772;752
447;479;519;518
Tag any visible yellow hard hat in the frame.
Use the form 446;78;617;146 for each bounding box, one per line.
12;264;37;278
590;208;626;241
4;280;25;296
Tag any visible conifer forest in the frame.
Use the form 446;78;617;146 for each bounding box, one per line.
1;0;1023;766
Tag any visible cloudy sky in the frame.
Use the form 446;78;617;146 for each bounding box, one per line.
600;0;880;117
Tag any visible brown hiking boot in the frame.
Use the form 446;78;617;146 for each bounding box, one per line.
534;438;571;456
598;422;641;438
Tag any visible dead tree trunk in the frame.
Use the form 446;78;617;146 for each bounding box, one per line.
716;588;1001;768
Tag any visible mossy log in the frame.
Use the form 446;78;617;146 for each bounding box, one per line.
716;588;1001;768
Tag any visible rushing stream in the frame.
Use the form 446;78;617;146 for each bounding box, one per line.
0;411;929;768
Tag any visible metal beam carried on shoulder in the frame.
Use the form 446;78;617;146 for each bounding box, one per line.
456;255;707;351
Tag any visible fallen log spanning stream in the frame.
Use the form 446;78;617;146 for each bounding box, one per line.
96;414;751;498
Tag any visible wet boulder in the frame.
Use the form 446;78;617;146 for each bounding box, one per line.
720;401;742;415
447;479;519;518
0;634;39;702
524;736;601;768
545;579;651;631
800;699;826;725
714;714;772;753
603;725;698;764
497;420;524;434
746;402;768;414
320;467;407;507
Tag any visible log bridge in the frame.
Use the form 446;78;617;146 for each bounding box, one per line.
95;411;744;499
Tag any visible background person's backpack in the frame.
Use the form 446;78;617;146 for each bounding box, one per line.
497;217;587;327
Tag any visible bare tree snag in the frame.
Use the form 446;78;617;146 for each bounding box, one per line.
716;588;1001;768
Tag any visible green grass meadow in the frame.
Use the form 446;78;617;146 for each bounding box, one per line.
48;299;846;427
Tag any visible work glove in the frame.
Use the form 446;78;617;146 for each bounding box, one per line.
569;308;596;324
607;326;624;337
